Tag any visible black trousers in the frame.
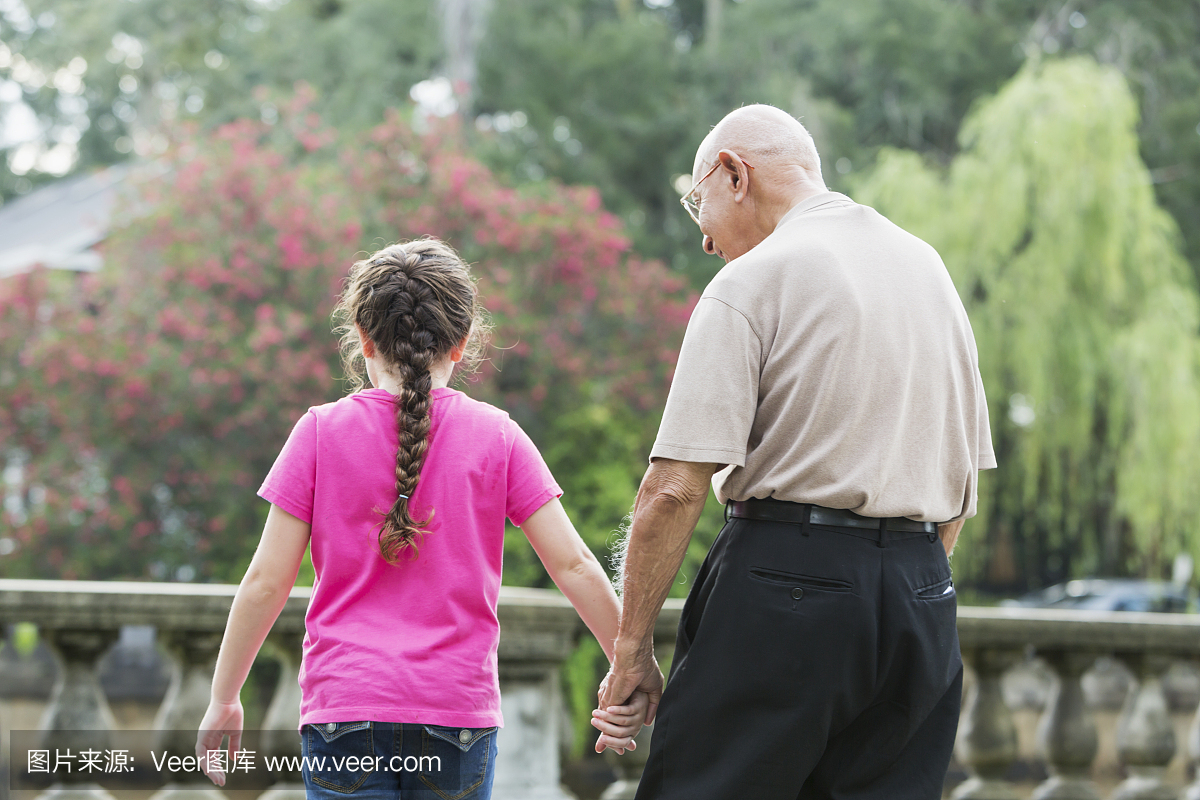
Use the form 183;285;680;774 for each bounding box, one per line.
634;511;963;800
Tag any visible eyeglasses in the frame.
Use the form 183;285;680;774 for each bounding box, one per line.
679;158;755;225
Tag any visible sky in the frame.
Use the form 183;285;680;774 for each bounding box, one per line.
1;0;82;177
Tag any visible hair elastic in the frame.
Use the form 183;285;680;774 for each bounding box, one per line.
398;494;409;500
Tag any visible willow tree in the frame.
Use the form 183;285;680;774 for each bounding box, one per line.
857;56;1200;591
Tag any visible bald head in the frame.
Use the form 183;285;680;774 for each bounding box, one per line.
696;104;823;178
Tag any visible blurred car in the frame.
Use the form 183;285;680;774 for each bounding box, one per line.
1000;579;1195;613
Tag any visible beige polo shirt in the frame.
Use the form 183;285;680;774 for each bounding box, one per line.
651;192;996;522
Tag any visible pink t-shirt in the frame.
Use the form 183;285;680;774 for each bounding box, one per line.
258;387;561;728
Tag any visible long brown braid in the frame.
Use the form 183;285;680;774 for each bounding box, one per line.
332;238;489;563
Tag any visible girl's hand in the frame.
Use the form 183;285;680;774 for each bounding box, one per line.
195;699;244;787
591;687;651;755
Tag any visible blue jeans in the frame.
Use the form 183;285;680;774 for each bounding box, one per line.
301;721;498;800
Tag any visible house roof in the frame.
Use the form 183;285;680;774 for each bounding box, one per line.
0;163;132;279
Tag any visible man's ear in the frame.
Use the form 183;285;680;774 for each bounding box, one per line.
717;149;750;202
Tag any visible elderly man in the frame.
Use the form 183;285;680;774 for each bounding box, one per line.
592;105;995;799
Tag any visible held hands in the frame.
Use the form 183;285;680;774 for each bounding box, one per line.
195;698;244;787
592;644;664;755
591;687;652;755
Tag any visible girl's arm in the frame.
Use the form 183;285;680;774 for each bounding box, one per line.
520;497;620;660
196;504;311;786
520;498;648;754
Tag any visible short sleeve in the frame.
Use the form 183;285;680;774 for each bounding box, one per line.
650;297;761;466
505;420;562;526
976;368;997;470
259;410;318;523
966;326;997;471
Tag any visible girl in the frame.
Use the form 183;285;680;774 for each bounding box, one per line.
196;238;645;799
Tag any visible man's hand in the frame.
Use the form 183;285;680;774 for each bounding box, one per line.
591;458;712;755
590;687;653;754
594;641;664;754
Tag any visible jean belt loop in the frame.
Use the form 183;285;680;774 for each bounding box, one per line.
878;516;887;548
801;503;811;536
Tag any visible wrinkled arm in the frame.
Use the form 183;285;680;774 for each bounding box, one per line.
599;458;718;722
614;458;717;653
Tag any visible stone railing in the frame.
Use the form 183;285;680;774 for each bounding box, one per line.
5;582;1200;799
954;607;1200;800
0;579;683;800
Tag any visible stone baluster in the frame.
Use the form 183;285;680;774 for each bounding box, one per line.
1;639;5;800
1111;653;1178;800
1183;664;1200;800
951;647;1023;800
1033;650;1101;800
148;630;226;800
258;632;305;800
494;658;575;800
492;590;584;800
35;627;120;800
1;627;8;800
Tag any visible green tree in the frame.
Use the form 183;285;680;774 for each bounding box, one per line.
8;0;1200;294
473;0;704;278
1;0;441;198
473;0;1200;296
472;0;1041;288
984;1;1200;293
856;57;1200;591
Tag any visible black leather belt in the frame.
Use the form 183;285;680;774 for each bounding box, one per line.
729;498;937;534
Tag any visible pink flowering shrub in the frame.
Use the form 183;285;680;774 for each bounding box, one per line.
0;96;695;581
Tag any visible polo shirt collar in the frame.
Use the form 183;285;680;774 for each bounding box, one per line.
776;191;855;229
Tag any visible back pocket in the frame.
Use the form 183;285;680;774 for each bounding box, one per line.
418;725;497;800
304;722;374;793
915;575;955;600
748;567;853;592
